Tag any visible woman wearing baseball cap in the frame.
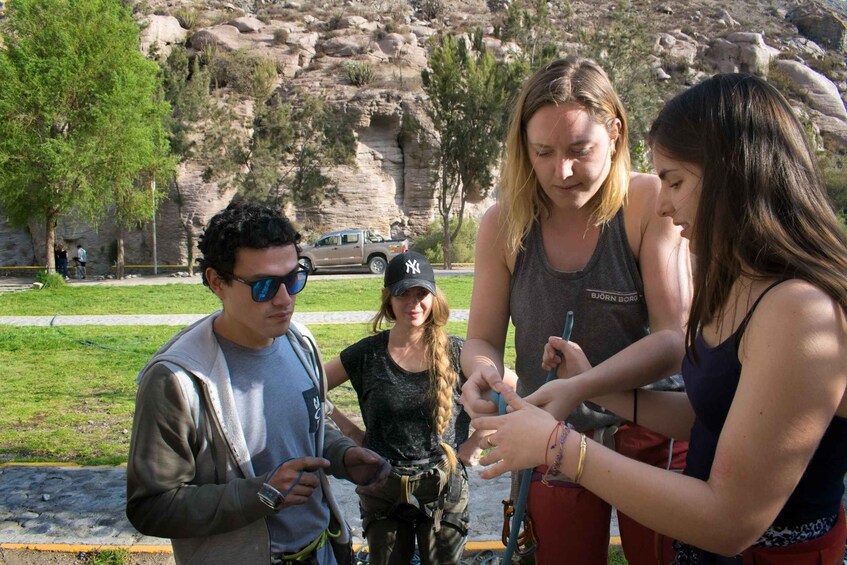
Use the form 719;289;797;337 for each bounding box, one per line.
325;251;478;564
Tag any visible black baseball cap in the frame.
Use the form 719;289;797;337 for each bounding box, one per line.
384;251;436;296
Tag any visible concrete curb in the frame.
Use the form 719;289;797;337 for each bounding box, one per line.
0;310;470;327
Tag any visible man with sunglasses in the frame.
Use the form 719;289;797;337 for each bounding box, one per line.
127;201;390;565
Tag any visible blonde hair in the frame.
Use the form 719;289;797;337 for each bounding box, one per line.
500;56;631;253
372;287;459;470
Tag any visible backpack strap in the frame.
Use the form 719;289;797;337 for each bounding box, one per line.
288;324;327;400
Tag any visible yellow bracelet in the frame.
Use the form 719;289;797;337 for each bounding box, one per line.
574;433;588;484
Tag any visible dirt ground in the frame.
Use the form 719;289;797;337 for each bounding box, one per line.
0;549;175;565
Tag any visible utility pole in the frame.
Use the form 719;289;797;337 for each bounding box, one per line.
151;176;158;275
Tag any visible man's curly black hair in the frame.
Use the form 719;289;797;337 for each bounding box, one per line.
198;200;301;288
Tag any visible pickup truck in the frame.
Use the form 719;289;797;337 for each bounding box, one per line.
299;229;408;274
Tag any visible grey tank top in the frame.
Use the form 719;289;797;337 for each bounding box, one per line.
510;209;681;431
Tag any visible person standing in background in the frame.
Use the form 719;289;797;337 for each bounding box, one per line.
75;244;87;279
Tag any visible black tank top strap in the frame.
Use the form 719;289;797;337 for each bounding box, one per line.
735;279;790;347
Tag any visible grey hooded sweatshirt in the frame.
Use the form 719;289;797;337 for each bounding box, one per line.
126;312;356;565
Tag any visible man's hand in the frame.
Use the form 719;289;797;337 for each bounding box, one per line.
267;457;330;508
457;431;486;466
343;447;391;496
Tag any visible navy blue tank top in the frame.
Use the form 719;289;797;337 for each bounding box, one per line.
683;281;847;528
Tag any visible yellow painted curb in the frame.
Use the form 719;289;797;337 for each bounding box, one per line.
1;538;623;555
0;462;128;468
0;462;82;468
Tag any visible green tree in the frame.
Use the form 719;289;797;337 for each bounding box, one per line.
0;0;172;272
242;92;357;209
107;76;174;279
497;0;571;66
159;46;212;275
421;34;528;268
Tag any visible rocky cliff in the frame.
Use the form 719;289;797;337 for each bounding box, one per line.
3;0;846;274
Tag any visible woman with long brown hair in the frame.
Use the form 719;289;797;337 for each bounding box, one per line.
471;73;847;562
326;251;476;564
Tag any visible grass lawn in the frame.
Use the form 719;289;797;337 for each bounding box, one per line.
0;283;628;563
0;275;475;315
0;311;516;465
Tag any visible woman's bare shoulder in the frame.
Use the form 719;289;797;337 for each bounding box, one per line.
628;172;660;202
478;204;509;245
745;279;847;350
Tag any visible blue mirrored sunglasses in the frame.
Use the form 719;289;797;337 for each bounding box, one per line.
226;267;308;302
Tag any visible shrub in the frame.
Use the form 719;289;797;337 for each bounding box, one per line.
807;53;846;77
174;8;199;30
822;152;847;214
414;0;444;20
210;50;278;98
36;270;66;289
272;28;290;46
327;13;344;31
631;139;651;173
345;61;376;86
411;217;480;265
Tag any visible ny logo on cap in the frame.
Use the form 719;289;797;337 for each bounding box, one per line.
405;259;421;274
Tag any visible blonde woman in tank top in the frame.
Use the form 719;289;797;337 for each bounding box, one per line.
460;56;691;564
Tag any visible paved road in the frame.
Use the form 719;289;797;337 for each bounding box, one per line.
0;463;515;548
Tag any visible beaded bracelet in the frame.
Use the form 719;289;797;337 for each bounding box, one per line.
543;421;561;468
574;433;588;484
542;421;571;487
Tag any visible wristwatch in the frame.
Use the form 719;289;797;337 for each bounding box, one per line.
257;482;284;510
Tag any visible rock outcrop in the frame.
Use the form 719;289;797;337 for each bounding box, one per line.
139;15;188;56
787;3;847;52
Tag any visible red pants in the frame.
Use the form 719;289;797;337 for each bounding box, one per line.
527;423;688;565
655;506;846;564
741;506;846;564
